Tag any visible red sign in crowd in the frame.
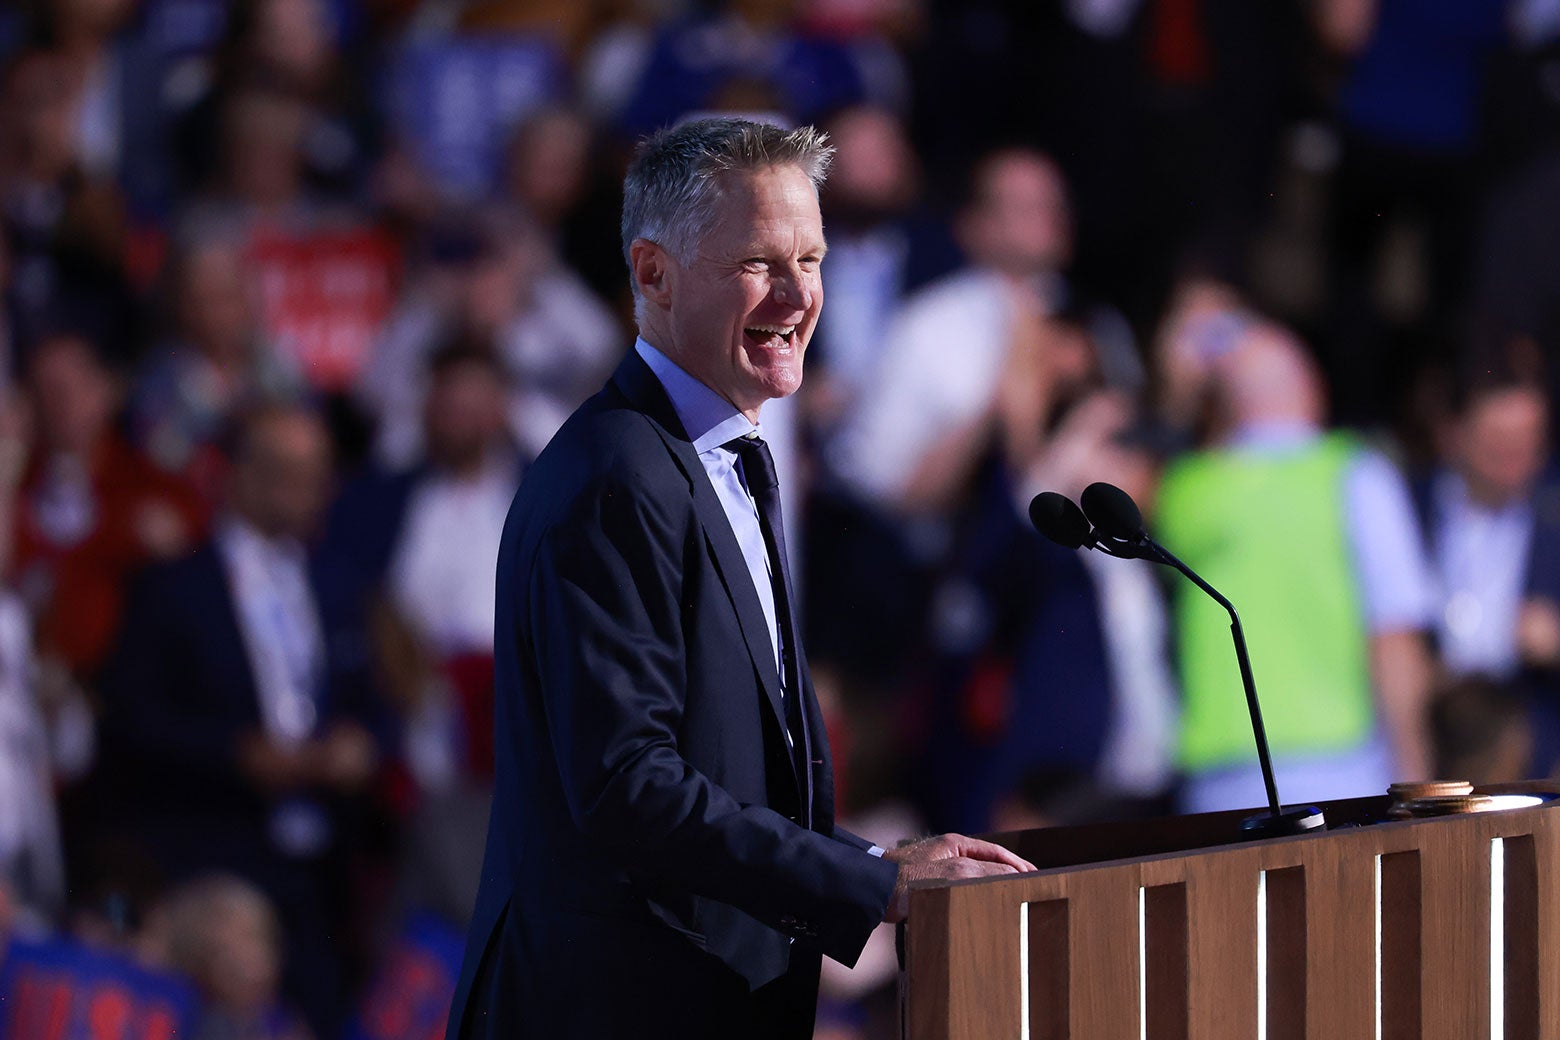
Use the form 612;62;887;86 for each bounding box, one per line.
0;939;194;1040
249;228;401;392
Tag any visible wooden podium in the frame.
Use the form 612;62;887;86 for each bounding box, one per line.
901;790;1560;1039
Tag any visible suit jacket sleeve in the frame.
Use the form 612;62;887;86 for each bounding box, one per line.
831;826;874;852
528;473;897;967
101;569;247;792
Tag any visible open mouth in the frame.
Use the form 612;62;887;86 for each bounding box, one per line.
743;324;797;349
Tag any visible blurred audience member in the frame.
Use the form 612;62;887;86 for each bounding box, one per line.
361;207;619;466
0;582;63;930
175;0;373;203
808;150;1132;719
130;225;303;502
921;391;1177;833
100;404;383;1036
504;106;591;232
503;105;625;306
1416;371;1553;680
203;86;323;228
1155;324;1436;811
159;874;312;1040
0;48;136;361
1429;674;1534;785
328;336;520;793
11;331;205;684
809;104;956;425
1432;369;1560;774
21;0;139;180
1150;271;1253;439
835;147;1137;517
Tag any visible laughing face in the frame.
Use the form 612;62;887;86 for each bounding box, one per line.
651;164;826;421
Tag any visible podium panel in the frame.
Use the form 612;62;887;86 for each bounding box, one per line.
903;795;1560;1040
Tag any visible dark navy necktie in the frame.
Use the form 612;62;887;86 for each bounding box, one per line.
724;434;812;820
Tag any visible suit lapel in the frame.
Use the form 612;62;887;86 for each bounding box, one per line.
610;352;800;796
197;547;267;726
792;641;821;830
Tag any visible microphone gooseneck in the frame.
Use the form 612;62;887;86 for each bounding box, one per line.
1026;484;1325;838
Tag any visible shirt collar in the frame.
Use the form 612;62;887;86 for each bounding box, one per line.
218;515;307;570
635;337;758;455
1436;469;1532;523
1227;418;1321;453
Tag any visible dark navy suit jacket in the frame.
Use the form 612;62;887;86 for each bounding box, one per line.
98;540;381;880
445;350;898;1040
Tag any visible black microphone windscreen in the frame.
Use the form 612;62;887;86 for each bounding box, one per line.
1028;492;1092;549
1080;482;1144;541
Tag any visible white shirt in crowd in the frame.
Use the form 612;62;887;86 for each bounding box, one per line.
218;518;331;856
833;270;1014;505
1084;550;1179;797
832;267;1137;508
0;593;64;923
1428;471;1533;678
389;453;522;657
219;518;325;747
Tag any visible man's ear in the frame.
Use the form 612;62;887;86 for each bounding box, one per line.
629;239;674;309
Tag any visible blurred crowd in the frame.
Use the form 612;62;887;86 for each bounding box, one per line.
3;0;1560;1037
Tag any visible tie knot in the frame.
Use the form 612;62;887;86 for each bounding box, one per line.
723;434;779;494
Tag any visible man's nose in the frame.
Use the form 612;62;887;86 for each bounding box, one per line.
772;270;813;311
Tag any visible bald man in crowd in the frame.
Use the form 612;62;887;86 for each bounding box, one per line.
1154;325;1436;813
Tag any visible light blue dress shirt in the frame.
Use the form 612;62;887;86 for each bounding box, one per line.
636;338;782;680
636;339;885;857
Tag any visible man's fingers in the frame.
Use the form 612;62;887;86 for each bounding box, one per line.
881;833;1037;873
947;858;1019;880
967;839;1037;873
944;833;1037;873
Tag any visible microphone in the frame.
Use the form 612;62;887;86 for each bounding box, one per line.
1028;491;1095;550
1030;484;1325;838
1079;481;1142;542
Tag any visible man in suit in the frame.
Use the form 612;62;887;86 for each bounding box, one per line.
447;118;1033;1040
100;404;385;1036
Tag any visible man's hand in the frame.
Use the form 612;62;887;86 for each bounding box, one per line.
237;732;316;795
317;722;379;792
1519;597;1560;669
238;724;379;795
881;833;1037;923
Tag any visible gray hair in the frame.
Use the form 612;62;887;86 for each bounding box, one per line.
621;118;834;278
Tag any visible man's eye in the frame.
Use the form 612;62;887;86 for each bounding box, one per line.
742;258;768;270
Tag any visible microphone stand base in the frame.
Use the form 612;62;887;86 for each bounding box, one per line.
1240;805;1327;838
